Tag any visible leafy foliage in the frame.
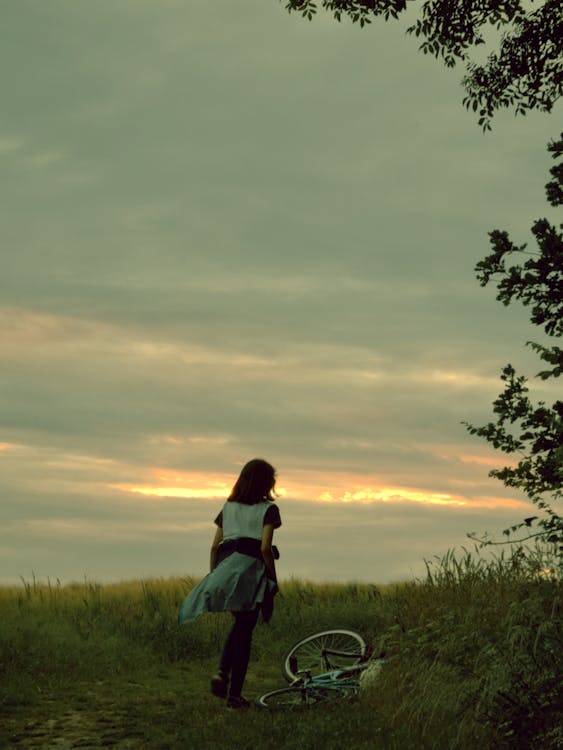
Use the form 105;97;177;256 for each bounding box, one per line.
281;0;563;129
465;134;563;553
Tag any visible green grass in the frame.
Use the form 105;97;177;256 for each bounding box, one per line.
1;547;561;749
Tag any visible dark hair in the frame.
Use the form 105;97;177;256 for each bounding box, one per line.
228;458;277;505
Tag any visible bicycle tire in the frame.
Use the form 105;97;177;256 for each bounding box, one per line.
256;685;346;709
281;628;367;682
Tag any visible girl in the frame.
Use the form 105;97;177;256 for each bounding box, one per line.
178;458;281;709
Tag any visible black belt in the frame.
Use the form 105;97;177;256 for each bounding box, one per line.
217;538;280;564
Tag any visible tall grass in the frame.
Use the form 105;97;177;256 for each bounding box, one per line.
1;544;561;749
373;544;562;749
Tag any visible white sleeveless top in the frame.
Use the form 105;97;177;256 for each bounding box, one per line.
221;501;272;542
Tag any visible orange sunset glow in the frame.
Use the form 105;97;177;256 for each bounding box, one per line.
114;467;529;511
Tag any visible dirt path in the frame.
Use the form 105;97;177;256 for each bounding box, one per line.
1;663;282;749
4;708;141;749
0;669;199;749
2;687;149;749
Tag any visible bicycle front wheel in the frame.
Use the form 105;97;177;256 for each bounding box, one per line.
282;629;367;682
256;685;345;709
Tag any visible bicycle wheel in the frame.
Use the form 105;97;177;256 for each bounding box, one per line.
256;685;345;709
282;629;367;682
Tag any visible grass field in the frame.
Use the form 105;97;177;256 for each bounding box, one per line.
1;547;561;749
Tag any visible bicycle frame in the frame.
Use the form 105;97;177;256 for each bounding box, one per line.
289;644;371;677
290;659;373;698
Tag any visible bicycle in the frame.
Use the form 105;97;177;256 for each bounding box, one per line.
256;628;384;709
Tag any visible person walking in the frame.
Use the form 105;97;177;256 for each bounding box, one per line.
178;458;281;709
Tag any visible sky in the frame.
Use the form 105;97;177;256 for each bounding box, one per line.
1;0;560;586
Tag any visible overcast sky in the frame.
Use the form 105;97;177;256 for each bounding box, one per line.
1;1;560;586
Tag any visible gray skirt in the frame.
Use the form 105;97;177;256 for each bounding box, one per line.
178;551;277;624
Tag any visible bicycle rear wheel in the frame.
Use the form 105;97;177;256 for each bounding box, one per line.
282;629;367;682
256;685;345;709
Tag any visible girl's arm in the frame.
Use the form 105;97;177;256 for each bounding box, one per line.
210;526;223;571
261;523;277;582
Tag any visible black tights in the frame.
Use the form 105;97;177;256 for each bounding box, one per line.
219;608;260;698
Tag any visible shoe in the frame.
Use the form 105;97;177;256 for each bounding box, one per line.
226;696;250;710
211;673;228;698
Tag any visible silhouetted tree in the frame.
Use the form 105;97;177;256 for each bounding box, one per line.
464;133;562;557
282;0;562;129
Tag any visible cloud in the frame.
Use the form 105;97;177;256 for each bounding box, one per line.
2;301;553;503
0;0;556;587
0;135;24;155
0;482;534;586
